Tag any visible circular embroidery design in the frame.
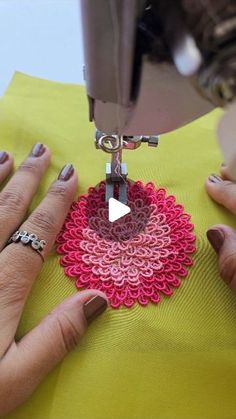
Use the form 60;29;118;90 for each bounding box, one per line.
56;181;196;308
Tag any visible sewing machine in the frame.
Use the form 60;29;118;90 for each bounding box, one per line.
80;0;236;203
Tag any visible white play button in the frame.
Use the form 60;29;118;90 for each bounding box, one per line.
108;198;131;222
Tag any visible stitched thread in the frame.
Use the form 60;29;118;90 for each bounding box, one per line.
57;181;196;308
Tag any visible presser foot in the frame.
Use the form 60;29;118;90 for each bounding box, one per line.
105;161;128;204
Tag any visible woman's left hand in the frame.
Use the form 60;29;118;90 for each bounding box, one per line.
0;144;108;416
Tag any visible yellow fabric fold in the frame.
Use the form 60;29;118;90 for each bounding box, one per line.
2;72;236;419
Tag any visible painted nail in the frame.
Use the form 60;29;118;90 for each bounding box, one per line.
83;295;108;324
58;164;74;181
207;229;225;253
30;143;45;157
0;151;8;164
208;174;223;183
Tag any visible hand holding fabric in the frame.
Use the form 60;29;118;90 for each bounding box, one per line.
0;144;107;416
206;166;236;289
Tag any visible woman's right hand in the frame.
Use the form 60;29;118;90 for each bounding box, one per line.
206;166;236;289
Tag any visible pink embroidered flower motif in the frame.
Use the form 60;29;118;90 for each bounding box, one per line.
56;181;196;308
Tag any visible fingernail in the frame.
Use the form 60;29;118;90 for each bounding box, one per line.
83;295;108;324
58;164;74;181
30;143;45;157
0;151;8;164
207;228;225;253
208;174;223;183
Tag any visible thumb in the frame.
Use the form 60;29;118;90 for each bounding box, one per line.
207;225;236;290
205;174;236;214
17;290;108;390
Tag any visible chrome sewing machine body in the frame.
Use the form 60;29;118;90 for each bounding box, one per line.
80;0;236;202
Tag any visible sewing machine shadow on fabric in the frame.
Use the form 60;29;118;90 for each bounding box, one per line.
80;1;236;205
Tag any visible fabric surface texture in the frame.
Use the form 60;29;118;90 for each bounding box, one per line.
2;72;236;419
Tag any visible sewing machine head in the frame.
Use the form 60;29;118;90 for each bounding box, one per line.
80;0;236;202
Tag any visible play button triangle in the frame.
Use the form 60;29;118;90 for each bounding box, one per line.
108;198;131;222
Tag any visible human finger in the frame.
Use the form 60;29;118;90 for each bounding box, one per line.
0;291;108;415
0;164;78;355
205;174;236;215
207;224;236;290
0;151;14;184
0;143;50;251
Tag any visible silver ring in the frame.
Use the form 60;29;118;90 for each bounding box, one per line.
8;230;47;262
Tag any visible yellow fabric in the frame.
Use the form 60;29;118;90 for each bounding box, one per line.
2;72;236;419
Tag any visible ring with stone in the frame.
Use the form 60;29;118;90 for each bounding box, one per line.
8;230;47;262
